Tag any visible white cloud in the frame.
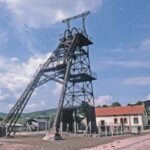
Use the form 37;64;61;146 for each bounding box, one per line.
26;103;39;109
8;102;40;111
0;53;51;96
1;0;103;29
10;57;18;62
105;60;150;68
125;38;150;52
123;77;150;86
7;103;14;109
8;99;48;113
24;100;47;112
0;52;66;112
101;38;150;54
96;38;150;70
139;38;150;51
0;90;9;100
52;83;62;95
0;29;8;47
146;94;150;100
95;95;113;106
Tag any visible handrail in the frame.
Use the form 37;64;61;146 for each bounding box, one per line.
59;28;93;43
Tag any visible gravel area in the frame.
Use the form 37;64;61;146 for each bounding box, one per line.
0;133;149;150
82;133;150;150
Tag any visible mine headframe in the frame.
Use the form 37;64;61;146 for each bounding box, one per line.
0;11;97;138
54;11;97;139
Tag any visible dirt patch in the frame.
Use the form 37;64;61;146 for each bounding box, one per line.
0;133;148;150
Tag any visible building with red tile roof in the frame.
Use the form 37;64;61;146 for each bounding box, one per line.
95;105;148;131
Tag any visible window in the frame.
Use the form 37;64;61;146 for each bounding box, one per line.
101;120;105;126
124;118;127;124
114;118;117;124
133;118;139;124
120;118;123;125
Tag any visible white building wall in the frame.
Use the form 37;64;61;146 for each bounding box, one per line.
96;114;144;127
130;115;143;126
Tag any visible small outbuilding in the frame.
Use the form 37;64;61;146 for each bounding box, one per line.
26;119;49;131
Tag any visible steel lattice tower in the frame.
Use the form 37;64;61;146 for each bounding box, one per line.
0;11;97;139
63;34;96;108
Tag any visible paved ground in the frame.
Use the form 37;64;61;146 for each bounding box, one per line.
82;133;150;150
0;133;150;150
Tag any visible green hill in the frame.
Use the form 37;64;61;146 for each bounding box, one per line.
0;112;6;118
22;108;57;119
0;108;57;123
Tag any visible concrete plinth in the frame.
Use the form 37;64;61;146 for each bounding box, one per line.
43;132;63;141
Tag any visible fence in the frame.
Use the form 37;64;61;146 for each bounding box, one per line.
97;125;143;137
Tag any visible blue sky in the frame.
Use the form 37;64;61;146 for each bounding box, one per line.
0;0;150;112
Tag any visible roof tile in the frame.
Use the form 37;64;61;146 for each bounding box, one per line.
95;105;144;117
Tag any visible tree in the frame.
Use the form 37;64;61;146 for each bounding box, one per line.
127;103;133;106
135;101;143;105
112;102;121;107
96;105;101;108
0;117;3;121
102;104;108;107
